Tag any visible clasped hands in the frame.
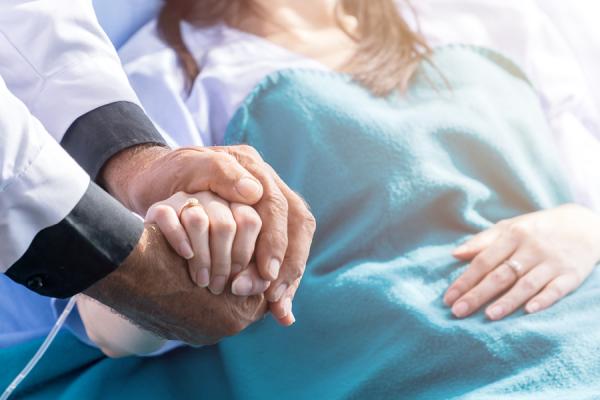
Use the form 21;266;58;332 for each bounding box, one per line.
87;144;315;345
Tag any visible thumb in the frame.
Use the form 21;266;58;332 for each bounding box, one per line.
183;150;264;204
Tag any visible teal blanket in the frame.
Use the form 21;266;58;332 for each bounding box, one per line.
4;46;600;399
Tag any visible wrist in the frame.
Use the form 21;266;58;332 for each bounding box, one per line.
84;225;151;315
99;144;170;213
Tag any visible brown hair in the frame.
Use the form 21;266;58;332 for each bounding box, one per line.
158;0;430;96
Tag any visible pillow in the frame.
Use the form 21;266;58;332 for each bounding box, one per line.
93;0;162;48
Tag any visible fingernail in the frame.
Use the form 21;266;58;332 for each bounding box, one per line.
452;301;469;318
179;241;194;260
196;268;210;288
444;289;460;306
268;259;281;280
232;276;253;296
288;311;296;325
271;283;288;302
526;302;540;314
486;305;505;320
231;264;242;275
235;177;262;200
454;245;469;254
283;298;292;317
209;275;227;295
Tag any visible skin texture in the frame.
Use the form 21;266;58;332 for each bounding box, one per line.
85;225;268;345
145;191;269;297
99;144;315;328
445;204;600;321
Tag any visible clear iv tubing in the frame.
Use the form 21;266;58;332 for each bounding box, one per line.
1;296;77;400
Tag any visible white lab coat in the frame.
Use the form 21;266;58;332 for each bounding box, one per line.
0;0;140;272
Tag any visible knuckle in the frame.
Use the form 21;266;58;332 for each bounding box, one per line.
508;222;530;238
473;254;495;272
260;228;288;252
489;270;512;286
287;195;316;235
518;277;538;293
234;207;262;231
211;216;237;236
184;209;209;229
152;204;173;219
236;144;262;159
451;280;468;294
283;261;305;281
496;298;513;312
301;212;317;235
210;153;237;173
461;294;479;308
265;192;289;216
546;286;564;303
548;284;564;298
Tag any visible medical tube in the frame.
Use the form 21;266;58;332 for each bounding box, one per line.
0;296;77;400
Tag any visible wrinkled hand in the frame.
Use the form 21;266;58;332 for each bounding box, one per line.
101;144;316;326
210;146;316;326
85;225;267;345
444;204;600;321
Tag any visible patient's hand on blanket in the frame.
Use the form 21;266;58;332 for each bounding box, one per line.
444;204;600;321
145;191;271;297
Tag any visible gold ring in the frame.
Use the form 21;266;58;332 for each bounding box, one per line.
178;198;201;218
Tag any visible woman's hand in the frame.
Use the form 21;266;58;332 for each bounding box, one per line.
145;191;269;296
444;204;600;320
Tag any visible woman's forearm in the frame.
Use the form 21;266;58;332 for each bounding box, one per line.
77;295;167;358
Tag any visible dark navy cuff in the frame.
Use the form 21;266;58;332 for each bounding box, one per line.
6;181;144;298
61;101;167;180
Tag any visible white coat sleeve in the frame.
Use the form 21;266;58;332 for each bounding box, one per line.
0;0;167;179
1;74;145;298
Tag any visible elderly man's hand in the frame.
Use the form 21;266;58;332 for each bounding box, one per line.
210;146;316;326
101;144;316;326
85;225;267;345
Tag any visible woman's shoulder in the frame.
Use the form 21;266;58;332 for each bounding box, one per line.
411;45;534;97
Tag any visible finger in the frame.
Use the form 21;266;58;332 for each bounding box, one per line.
451;262;519;318
445;231;518;306
145;204;194;260
231;264;271;296
485;263;555;320
270;281;300;326
136;148;264;214
252;173;289;282
264;168;315;303
204;196;237;295
453;226;502;260
213;146;289;281
180;205;211;287
179;148;264;204
525;273;581;314
230;203;262;273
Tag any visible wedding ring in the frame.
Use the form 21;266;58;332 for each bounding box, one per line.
179;198;201;218
505;259;525;275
